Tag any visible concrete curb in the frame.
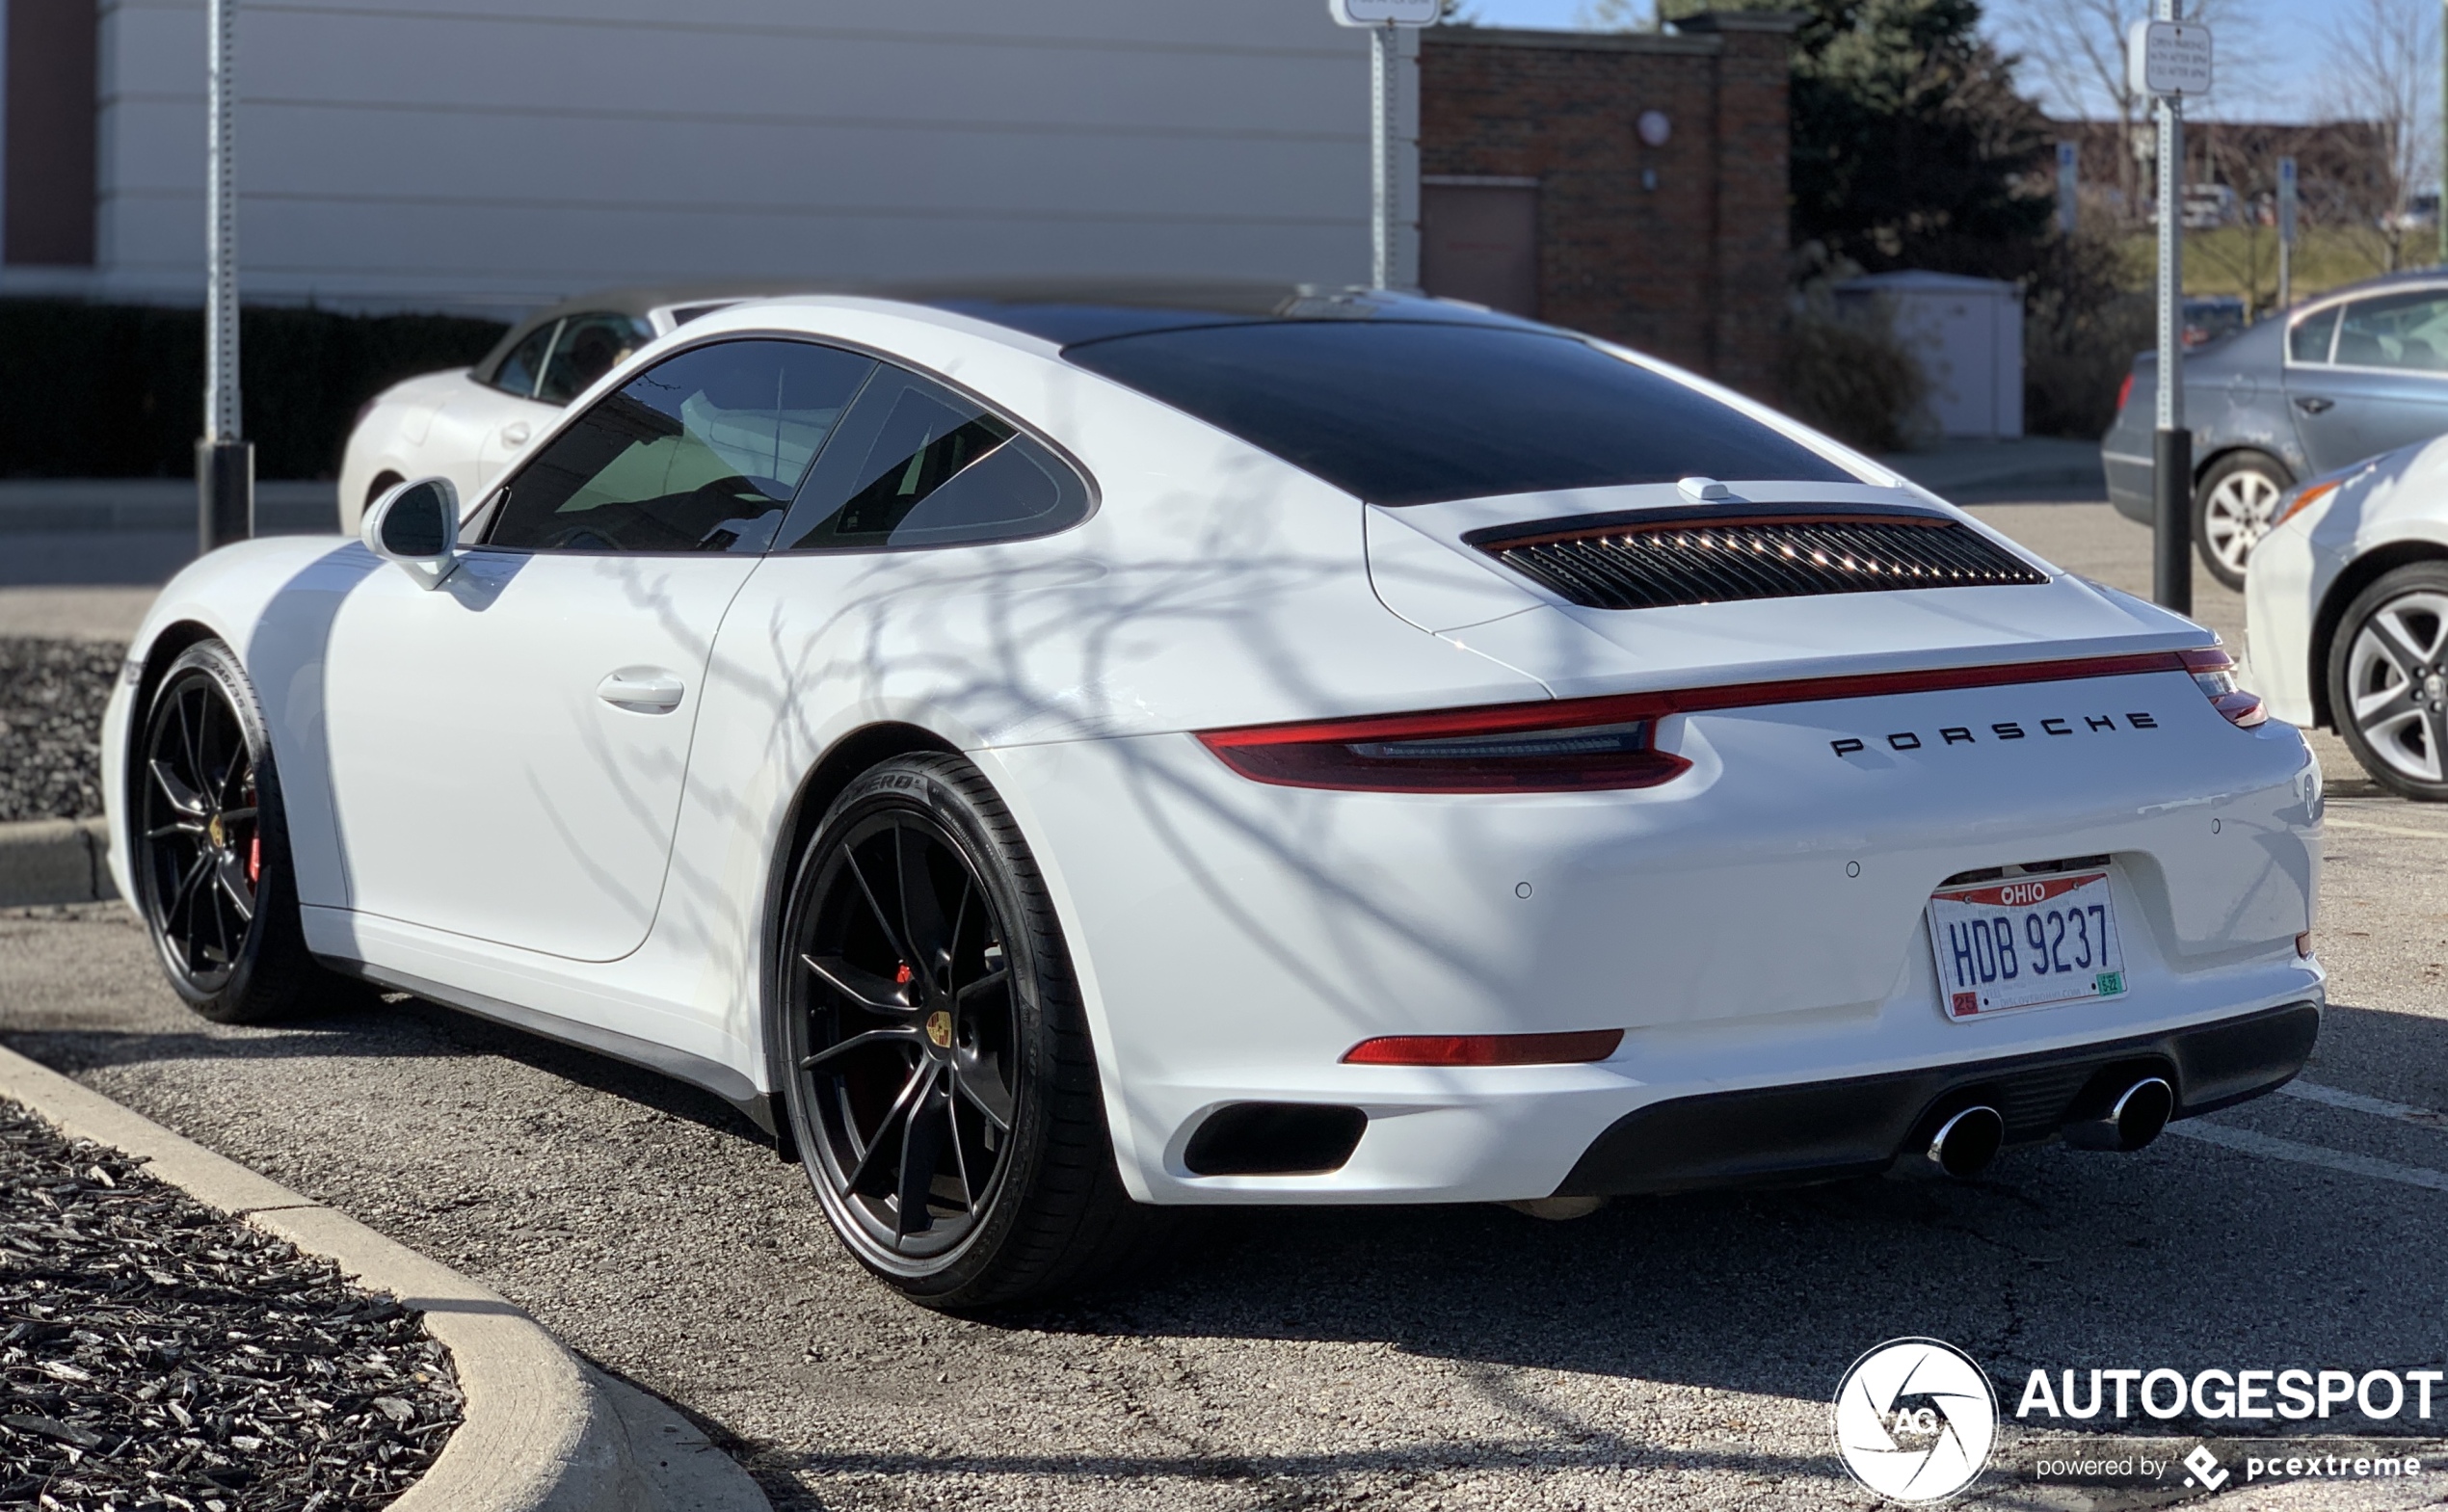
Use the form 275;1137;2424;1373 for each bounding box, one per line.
0;817;117;907
0;1044;771;1512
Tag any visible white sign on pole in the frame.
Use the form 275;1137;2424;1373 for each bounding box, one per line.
2276;155;2298;245
2127;20;2211;99
1330;0;1438;26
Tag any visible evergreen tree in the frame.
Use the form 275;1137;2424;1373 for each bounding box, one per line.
1663;0;2056;274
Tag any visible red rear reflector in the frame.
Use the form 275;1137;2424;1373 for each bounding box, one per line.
1343;1029;1625;1066
2116;372;2135;413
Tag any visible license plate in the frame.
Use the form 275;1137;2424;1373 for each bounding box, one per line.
1927;871;2126;1019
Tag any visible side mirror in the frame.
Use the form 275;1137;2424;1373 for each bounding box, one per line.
361;476;460;589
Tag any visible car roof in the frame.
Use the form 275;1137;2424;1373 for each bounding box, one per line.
481;279;1543;375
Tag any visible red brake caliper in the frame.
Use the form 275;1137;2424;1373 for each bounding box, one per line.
248;834;261;886
894;962;914;987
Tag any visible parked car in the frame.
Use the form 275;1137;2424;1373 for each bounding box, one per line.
2105;271;2448;590
336;283;772;531
2183;294;2246;348
2248;434;2448;800
111;285;2322;1308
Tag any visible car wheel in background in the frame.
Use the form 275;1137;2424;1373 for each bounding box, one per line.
2329;562;2448;802
2195;451;2290;591
778;754;1157;1309
134;641;331;1021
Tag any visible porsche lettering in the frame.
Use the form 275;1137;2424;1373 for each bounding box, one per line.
1830;711;2160;757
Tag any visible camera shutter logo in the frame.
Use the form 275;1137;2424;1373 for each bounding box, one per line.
1833;1339;1998;1502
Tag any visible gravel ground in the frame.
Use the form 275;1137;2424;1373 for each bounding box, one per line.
0;1098;461;1510
0;638;120;824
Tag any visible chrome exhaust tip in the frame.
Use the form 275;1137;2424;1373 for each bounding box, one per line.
2063;1076;2174;1153
1926;1105;2005;1180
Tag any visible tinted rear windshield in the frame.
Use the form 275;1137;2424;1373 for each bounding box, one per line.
1063;321;1854;505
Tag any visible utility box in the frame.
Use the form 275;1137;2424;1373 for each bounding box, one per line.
1834;271;2024;440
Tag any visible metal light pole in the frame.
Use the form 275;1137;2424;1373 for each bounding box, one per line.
1370;20;1398;290
2277;155;2297;312
198;0;252;552
2149;0;2191;617
1331;0;1429;286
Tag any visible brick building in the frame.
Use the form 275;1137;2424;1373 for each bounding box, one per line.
1419;14;1801;402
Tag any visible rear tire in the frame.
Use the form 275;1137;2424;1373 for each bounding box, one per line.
2194;451;2289;592
2328;562;2448;802
776;754;1157;1309
133;641;329;1022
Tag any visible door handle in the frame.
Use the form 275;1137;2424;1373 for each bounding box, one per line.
596;670;685;713
2293;396;2335;414
502;422;532;446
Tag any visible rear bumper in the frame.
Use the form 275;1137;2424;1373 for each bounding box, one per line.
1557;998;2319;1197
2104;448;2154;523
984;673;2322;1206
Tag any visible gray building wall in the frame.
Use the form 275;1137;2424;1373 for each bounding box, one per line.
4;0;1418;312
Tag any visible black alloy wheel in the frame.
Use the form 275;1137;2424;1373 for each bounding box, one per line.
779;754;1152;1308
135;641;321;1021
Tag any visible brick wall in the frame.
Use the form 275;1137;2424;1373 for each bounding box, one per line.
1420;15;1799;403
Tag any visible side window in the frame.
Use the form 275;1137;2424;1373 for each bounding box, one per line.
2334;291;2448;372
490;320;557;398
537;312;654;405
487;339;876;553
779;369;1091;551
2287;306;2340;365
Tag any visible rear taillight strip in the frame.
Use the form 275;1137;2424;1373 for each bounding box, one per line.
1197;647;2261;791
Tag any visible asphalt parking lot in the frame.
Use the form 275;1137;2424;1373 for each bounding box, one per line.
5;503;2446;1511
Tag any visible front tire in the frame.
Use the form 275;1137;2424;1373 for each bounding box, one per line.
134;641;325;1021
2195;452;2289;591
777;754;1153;1309
2329;562;2448;802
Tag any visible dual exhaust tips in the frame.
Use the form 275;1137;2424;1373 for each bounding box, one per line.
1924;1075;2174;1180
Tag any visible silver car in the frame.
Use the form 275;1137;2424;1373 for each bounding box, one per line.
2105;270;2448;589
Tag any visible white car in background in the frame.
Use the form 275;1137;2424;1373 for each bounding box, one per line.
337;285;763;531
2248;437;2448;800
112;286;2322;1309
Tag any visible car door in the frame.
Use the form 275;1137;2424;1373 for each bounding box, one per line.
2284;286;2448;471
321;336;877;961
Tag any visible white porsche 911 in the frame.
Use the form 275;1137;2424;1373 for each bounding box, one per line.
105;286;2324;1307
2248;437;2448;802
336;284;766;529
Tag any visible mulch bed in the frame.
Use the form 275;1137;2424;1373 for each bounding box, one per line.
0;640;121;826
0;1099;463;1510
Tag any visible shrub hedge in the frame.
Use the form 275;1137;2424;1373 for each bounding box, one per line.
0;301;507;480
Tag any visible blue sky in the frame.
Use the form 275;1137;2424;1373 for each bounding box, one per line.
1460;1;2363;124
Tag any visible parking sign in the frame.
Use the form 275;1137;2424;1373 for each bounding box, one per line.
1330;0;1438;24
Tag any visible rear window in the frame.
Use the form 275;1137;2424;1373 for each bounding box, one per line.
1062;322;1854;506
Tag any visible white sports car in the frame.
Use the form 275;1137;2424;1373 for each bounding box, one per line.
106;286;2324;1307
2248;437;2448;801
337;285;765;530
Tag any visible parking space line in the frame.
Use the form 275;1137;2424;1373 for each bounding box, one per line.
2323;817;2448;841
2166;1122;2448;1194
2279;1079;2448;1128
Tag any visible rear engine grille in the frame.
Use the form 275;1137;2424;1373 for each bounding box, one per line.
1479;516;2049;611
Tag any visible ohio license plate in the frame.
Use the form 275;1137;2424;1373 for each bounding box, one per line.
1927;871;2126;1019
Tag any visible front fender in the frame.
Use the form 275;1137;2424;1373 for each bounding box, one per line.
108;536;381;913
